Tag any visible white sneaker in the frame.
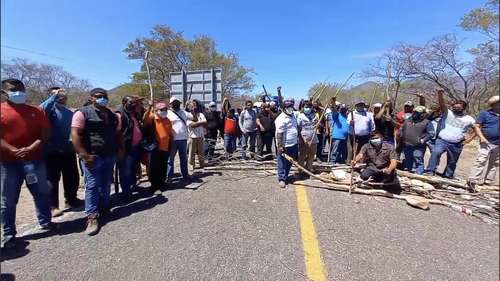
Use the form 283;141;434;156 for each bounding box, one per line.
278;181;287;189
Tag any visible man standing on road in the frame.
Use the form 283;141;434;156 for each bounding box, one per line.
275;99;299;188
297;100;318;176
327;99;349;165
352;131;398;184
256;103;275;160
167;97;190;182
1;79;52;249
187;100;207;170
426;90;475;178
143;102;173;193
204;101;223;158
40;87;82;217
347;100;375;163
467;96;500;191
239;100;257;160
71;88;120;236
115;96;143;202
400;106;435;175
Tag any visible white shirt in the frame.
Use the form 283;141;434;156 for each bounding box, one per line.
346;110;375;136
275;112;298;147
187;112;206;139
438;110;475;143
167;109;188;141
297;112;319;144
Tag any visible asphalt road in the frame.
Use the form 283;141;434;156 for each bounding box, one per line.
1;168;498;281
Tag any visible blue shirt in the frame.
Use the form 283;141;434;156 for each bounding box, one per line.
330;111;349;140
40;94;74;153
477;110;500;145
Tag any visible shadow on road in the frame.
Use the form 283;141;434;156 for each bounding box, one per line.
0;273;16;281
0;240;30;262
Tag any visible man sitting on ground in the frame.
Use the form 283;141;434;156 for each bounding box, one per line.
352;132;398;183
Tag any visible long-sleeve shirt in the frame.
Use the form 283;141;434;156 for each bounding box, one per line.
40;94;74;153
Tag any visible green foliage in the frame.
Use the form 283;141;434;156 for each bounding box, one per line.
123;25;254;100
460;0;499;41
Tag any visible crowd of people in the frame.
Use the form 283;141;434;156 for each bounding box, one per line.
1;78;498;249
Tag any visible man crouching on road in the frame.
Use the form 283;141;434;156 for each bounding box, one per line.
71;88;121;236
274;99;299;188
352;131;398;184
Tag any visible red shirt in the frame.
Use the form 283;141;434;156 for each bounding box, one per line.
224;117;238;136
0;102;50;162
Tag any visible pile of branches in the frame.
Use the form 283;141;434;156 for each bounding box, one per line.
205;150;499;225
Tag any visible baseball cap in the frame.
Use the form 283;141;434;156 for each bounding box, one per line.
155;102;168;110
169;96;180;104
414;105;426;113
373;103;382;108
354;100;366;106
209;101;216;107
90;88;107;96
404;101;414;107
487;95;499;106
283;99;294;108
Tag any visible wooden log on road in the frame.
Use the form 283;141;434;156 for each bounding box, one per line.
396;170;469;190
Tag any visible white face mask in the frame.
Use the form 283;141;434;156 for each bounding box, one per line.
285;107;294;115
159;111;168;119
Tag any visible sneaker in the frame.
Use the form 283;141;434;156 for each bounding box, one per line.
278;181;287;189
85;215;99;236
38;222;55;231
1;237;16;249
51;208;63;217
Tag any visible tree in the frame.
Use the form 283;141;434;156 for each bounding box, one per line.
1;58;92;107
460;0;499;43
123;25;254;99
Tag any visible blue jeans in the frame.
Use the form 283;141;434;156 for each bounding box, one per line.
277;144;299;182
1;160;51;244
224;134;237;154
167;139;189;179
426;138;463;178
329;138;347;164
241;131;256;159
118;145;140;196
402;144;426;175
81;156;116;216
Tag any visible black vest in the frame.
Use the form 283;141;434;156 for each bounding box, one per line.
80;105;118;156
116;106;134;152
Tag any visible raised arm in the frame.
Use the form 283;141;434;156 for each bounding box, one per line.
437;90;447;117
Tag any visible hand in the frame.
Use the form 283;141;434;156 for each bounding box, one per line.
437;89;445;95
351;160;357;166
277;146;284;154
382;168;392;175
349;120;354;126
14;147;29;159
480;137;490;145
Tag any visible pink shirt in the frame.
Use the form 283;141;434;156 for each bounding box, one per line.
130;116;142;146
71;111;122;131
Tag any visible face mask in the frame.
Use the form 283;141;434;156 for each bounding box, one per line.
285;107;294;115
369;138;382;147
412;112;423;121
452;109;464;115
340;109;348;114
8;91;27;104
125;103;136;112
303;108;312;115
159;111;168;119
356;107;364;112
95;97;109;107
209;107;216;112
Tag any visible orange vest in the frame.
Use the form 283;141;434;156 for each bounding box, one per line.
152;113;172;151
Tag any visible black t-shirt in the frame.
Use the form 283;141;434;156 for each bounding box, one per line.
257;112;274;136
375;115;395;141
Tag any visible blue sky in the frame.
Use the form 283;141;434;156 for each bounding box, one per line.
1;0;487;98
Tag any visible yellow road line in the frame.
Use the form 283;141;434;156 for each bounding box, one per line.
295;184;327;281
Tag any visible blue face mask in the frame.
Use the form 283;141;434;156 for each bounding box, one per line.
95;97;109;107
303;107;312;115
8;91;27;104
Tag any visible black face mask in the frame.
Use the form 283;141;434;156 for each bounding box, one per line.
412;112;423;121
452;109;464;115
172;103;181;110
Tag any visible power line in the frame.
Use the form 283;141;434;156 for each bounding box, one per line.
1;44;70;61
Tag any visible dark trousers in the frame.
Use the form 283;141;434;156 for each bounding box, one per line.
150;149;169;189
347;134;370;163
258;133;273;158
45;151;80;208
360;165;395;183
316;133;324;160
206;130;218;157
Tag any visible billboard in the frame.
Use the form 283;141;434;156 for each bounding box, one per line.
169;68;222;109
